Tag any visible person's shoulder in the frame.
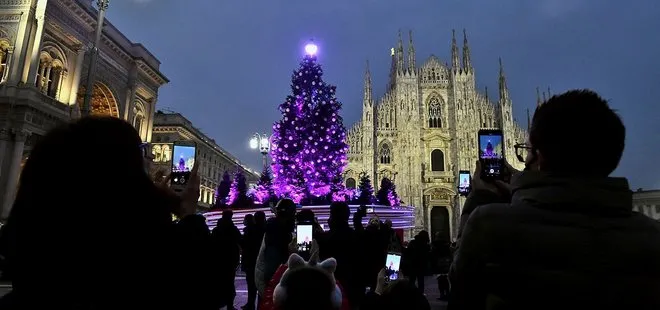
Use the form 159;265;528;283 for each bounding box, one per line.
468;202;512;222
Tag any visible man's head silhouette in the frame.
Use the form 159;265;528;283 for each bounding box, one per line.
528;89;625;177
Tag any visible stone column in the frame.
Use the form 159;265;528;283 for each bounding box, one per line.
123;85;137;122
145;98;157;142
36;62;46;89
25;15;46;86
68;48;87;117
54;69;66;100
1;130;29;220
41;63;52;93
1;47;14;83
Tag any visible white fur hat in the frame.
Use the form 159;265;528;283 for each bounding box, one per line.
273;253;343;309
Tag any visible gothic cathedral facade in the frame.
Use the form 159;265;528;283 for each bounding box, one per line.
345;30;527;241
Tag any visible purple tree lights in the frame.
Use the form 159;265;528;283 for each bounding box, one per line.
377;177;402;207
270;42;349;203
253;167;277;205
228;170;250;206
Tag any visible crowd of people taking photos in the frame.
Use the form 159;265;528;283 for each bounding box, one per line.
0;89;658;310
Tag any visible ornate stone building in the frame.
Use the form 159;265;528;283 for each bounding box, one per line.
633;189;660;221
0;0;168;220
151;111;260;210
345;30;527;241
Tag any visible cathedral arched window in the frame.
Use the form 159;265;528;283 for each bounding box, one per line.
431;149;445;171
379;144;391;164
346;178;356;189
428;97;442;128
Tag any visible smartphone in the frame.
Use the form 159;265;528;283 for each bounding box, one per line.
478;129;505;179
385;253;401;281
296;224;313;254
170;142;197;191
457;170;471;196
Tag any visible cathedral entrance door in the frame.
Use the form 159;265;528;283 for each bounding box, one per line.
431;206;450;243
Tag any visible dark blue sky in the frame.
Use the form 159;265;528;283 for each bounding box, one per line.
107;0;659;189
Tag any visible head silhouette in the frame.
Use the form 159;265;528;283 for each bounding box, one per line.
4;116;175;300
254;210;266;227
529;89;625;177
244;213;255;227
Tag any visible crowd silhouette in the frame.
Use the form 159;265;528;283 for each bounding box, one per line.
0;89;658;310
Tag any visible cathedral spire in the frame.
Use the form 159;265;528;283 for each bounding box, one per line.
547;86;552;98
451;29;460;70
396;29;405;72
462;29;472;71
389;45;397;90
485;86;489;102
498;57;509;104
526;108;531;131
364;60;372;106
407;30;416;74
536;87;542;106
542;91;547;102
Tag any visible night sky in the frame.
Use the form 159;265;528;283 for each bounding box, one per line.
106;0;659;189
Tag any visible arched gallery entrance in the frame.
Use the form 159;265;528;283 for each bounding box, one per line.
431;206;450;243
77;82;120;117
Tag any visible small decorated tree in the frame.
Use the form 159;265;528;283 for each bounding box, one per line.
254;167;277;206
356;172;374;205
228;171;250;206
387;182;402;207
215;171;232;206
376;178;394;206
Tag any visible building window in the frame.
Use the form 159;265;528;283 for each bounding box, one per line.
379;144;391;164
133;102;146;139
431;149;445;171
346;178;356;189
428;97;442;128
0;42;11;83
36;49;66;99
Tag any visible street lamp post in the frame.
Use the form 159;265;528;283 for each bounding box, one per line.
250;133;270;169
81;0;110;117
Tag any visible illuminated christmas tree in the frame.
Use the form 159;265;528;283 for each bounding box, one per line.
228;170;249;206
271;42;348;202
377;177;402;207
356;172;374;205
253;167;277;205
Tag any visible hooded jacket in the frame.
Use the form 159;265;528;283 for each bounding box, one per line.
449;171;660;310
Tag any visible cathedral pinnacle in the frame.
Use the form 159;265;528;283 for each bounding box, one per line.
451;29;460;70
408;30;416;73
498;57;509;103
364;60;372;105
396;29;404;72
536;87;542;107
526;108;531;131
462;29;472;71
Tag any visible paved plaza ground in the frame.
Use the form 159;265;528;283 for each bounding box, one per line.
0;273;447;309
